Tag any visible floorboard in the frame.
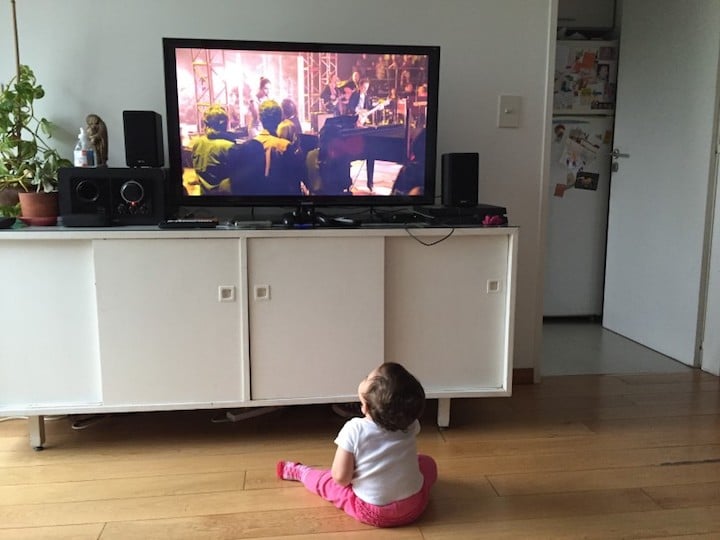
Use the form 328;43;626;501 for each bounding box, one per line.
1;323;719;538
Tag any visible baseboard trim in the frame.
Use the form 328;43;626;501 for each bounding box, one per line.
513;368;534;385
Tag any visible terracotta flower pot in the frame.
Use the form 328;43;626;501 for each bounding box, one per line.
18;191;59;226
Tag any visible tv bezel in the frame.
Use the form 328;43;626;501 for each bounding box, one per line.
162;37;440;208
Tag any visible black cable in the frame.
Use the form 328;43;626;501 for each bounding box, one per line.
404;226;455;246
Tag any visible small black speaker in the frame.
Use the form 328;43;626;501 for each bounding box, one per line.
59;167;167;226
441;152;479;207
123;110;164;167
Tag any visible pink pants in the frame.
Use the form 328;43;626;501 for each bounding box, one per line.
300;454;437;528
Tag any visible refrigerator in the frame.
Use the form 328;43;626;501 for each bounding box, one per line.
544;40;617;317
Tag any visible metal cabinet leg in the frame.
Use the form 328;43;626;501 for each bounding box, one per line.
28;415;45;450
437;398;451;428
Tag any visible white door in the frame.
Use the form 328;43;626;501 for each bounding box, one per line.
603;0;720;366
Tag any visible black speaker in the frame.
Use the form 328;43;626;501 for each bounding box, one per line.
441;152;479;207
58;167;167;227
123;110;164;167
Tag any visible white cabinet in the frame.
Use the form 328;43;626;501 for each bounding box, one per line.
93;239;245;406
385;234;513;395
0;241;101;408
558;0;615;29
0;227;517;447
247;236;385;401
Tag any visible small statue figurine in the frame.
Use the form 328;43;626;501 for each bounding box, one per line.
85;114;108;166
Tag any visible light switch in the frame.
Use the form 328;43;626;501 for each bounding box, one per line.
498;95;521;128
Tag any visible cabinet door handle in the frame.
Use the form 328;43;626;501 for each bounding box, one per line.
254;285;271;301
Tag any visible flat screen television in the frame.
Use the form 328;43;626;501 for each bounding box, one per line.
162;37;440;210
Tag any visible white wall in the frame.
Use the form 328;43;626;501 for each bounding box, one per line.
0;0;556;371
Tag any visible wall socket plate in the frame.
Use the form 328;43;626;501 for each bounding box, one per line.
498;95;521;128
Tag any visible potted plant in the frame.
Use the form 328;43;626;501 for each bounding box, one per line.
0;0;71;224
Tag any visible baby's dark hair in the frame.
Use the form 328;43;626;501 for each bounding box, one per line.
363;362;425;431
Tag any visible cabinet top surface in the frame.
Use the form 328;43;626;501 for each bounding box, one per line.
0;225;518;241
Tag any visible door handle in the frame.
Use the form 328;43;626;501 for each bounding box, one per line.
611;148;630;159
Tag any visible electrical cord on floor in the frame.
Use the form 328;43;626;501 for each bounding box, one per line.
70;415;109;430
210;407;284;423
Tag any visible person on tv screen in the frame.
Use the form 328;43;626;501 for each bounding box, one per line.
276;362;437;528
348;79;372;125
277;98;303;143
305;121;352;195
247;76;272;136
414;84;428;128
190;105;236;194
391;128;426;196
346;70;361;92
337;82;355;116
320;72;341;114
385;87;399;124
254;100;304;195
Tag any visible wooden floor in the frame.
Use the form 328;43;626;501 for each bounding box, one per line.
1;371;719;539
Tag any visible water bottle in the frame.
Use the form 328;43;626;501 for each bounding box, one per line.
73;127;97;167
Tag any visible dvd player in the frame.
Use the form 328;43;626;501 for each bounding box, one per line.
414;204;508;225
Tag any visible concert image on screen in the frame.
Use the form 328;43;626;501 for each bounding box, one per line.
162;38;440;207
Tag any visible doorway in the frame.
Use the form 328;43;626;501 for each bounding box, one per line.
542;0;720;376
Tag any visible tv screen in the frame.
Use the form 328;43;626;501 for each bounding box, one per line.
162;37;440;209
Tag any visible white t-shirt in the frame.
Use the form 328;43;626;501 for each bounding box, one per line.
334;417;423;506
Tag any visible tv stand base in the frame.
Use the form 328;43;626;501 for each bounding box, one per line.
29;415;45;450
24;400;452;449
437;398;450;428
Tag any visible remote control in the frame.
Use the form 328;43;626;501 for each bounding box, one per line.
226;220;274;229
331;216;360;226
159;218;218;229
